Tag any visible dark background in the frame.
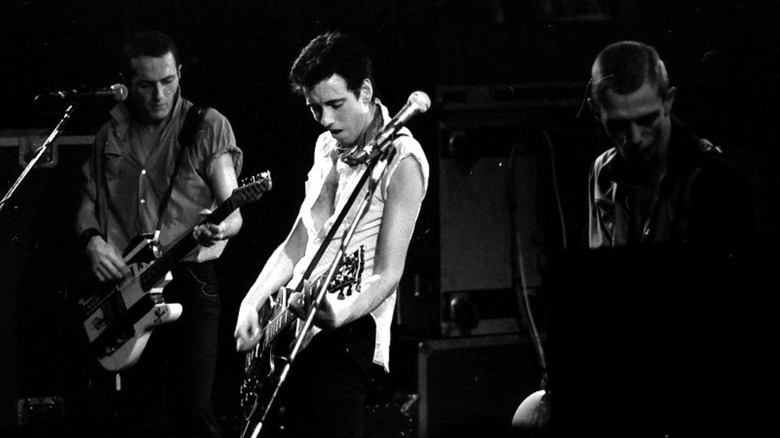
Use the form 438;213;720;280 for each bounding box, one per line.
1;0;778;436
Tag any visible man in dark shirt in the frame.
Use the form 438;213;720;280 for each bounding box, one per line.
587;40;755;248
76;30;243;437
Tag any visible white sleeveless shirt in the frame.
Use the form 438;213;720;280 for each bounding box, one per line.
290;100;429;371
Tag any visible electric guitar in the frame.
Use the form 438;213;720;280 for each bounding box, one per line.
239;246;365;438
80;172;272;372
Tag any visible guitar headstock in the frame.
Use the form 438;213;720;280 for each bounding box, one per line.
329;246;365;300
233;171;272;207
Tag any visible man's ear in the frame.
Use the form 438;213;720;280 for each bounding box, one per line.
663;86;676;115
359;79;373;104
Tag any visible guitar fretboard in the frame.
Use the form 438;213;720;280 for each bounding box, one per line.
262;307;295;349
140;198;236;291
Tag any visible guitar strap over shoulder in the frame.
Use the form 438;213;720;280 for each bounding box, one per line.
178;104;210;150
153;104;209;234
92;128;110;239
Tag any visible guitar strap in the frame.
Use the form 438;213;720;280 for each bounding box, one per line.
92;129;110;239
152;104;209;241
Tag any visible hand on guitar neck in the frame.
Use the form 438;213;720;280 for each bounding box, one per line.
193;206;241;247
286;277;333;324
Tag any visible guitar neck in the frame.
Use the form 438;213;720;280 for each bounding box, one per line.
139;198;237;291
263;307;297;349
258;249;364;348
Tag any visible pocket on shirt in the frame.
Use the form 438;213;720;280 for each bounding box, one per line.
102;151;125;180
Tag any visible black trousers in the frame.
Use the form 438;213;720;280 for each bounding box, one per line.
115;261;223;438
265;315;380;438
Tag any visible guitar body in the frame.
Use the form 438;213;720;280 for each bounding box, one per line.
80;234;182;372
94;300;183;372
80;172;272;372
239;246;365;438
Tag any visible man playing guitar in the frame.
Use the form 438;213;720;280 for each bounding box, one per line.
76;30;243;438
233;31;429;438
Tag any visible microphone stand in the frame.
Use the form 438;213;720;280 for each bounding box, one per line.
243;135;398;438
0;103;79;214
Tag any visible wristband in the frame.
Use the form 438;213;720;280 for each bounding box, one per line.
80;228;102;249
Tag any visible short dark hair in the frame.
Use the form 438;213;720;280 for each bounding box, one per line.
590;41;670;107
121;30;180;82
288;31;375;98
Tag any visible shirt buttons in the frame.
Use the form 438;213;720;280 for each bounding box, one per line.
140;199;146;204
141;169;147;175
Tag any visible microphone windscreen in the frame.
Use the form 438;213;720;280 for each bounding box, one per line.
111;84;129;101
409;91;431;113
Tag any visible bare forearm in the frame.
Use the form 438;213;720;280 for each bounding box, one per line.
234;238;302;351
326;271;402;327
242;244;296;309
222;209;243;239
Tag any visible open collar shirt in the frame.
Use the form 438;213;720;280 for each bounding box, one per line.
77;90;243;262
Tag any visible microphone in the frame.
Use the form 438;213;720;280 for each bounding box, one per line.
343;91;431;165
36;83;129;103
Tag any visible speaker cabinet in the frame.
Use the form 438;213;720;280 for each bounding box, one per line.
435;83;600;338
439;150;514;293
436;87;533;338
417;334;541;438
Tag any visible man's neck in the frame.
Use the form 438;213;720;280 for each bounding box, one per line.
353;103;378;144
338;102;379;152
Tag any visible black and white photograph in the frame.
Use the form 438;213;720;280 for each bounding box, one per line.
2;1;777;437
